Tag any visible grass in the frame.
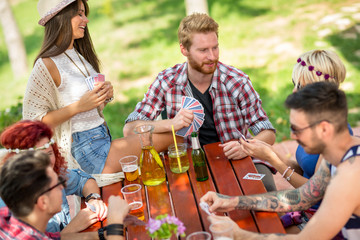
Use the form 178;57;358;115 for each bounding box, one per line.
0;0;359;142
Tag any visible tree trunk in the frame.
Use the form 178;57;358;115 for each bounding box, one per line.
185;0;208;15
0;0;28;79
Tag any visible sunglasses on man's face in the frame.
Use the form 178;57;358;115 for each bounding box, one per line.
290;120;330;136
35;176;67;203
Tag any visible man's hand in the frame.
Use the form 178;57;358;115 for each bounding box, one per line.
220;141;248;160
170;108;194;131
200;191;238;213
107;195;131;224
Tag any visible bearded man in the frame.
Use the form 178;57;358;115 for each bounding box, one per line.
123;13;276;191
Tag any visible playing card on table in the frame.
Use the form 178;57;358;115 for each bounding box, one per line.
176;96;205;137
243;173;265;180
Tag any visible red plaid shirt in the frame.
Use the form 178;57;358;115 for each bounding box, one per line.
126;61;274;143
0;207;60;240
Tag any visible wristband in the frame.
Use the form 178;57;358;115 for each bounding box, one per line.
98;227;106;240
106;224;124;236
85;193;101;202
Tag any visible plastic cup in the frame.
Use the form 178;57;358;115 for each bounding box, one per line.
121;184;144;220
119;155;139;181
186;231;211;240
209;220;234;240
168;143;190;173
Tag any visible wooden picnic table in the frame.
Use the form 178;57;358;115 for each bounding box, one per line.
83;141;285;239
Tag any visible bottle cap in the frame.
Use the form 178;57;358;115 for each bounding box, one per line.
191;132;198;137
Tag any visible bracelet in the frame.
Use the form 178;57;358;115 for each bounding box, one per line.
286;169;295;181
106;224;124;236
98;227;106;240
281;166;291;178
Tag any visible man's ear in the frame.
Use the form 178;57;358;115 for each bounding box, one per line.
180;44;189;57
35;195;49;211
318;120;333;139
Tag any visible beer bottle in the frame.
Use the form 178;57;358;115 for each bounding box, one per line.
191;132;209;181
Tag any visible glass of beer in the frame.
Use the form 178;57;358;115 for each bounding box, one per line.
119;155;139;182
121;184;144;220
168;143;190;173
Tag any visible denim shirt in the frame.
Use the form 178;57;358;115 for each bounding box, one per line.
46;168;93;232
0;168;93;233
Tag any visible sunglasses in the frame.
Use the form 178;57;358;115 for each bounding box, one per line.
290;120;329;136
35;176;67;202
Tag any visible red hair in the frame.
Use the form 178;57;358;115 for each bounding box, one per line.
1;120;67;176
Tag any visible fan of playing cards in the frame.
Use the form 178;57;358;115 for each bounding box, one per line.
85;73;105;90
176;96;205;137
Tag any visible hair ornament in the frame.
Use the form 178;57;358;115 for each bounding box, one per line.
297;58;334;80
6;138;55;153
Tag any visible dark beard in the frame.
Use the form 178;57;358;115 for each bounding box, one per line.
297;140;325;155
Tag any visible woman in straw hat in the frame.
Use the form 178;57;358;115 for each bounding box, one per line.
22;0;173;181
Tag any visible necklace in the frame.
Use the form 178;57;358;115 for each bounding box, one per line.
64;49;91;78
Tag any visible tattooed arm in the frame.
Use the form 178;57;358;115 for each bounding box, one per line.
201;160;331;213
236;160;331;212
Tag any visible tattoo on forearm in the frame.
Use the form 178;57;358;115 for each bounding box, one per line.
234;161;331;213
216;193;232;199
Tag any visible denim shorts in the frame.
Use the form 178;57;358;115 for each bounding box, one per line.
71;124;111;174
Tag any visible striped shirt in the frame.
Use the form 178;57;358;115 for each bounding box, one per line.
126;61;274;143
0;207;60;240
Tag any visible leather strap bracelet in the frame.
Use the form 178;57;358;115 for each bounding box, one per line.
98;227;106;240
106;224;124;236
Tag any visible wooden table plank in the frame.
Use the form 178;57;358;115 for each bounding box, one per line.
163;152;203;239
231;158;286;234
203;142;258;232
187;149;217;232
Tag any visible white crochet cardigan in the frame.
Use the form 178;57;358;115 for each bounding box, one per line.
23;58;124;187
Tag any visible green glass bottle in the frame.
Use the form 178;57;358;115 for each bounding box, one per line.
191;132;209;181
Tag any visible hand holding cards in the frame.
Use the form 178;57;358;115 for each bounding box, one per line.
176;96;205;137
85;73;105;90
199;201;212;215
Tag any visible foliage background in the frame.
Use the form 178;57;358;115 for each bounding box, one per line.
0;0;359;142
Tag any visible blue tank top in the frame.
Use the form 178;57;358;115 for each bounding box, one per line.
330;145;360;240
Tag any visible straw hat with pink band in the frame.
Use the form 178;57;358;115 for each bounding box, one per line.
37;0;87;26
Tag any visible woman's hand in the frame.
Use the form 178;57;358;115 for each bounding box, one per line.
88;199;108;221
76;83;108;112
103;81;114;100
240;138;279;165
61;208;99;233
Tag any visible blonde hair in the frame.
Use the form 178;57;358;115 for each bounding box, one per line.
292;50;346;89
178;13;219;50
